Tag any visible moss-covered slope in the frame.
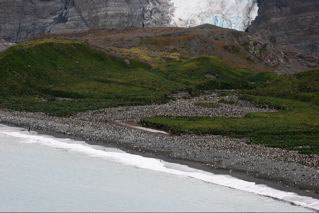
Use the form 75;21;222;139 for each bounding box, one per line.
0;39;270;116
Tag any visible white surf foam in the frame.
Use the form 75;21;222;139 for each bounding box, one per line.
0;125;318;211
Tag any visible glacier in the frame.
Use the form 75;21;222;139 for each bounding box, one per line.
168;0;259;31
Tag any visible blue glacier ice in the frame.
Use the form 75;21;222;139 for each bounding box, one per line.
169;0;259;31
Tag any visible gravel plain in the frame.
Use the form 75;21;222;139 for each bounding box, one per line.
1;93;319;194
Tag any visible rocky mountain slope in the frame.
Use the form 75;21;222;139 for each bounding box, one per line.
0;0;258;43
249;0;319;57
50;26;317;73
0;0;172;42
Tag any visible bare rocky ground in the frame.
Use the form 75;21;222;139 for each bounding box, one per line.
1;92;319;194
77;93;276;123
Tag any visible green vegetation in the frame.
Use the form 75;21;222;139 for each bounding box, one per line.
2;38;318;154
157;56;274;92
0;39;181;115
142;70;319;155
0;39;271;116
251;70;319;106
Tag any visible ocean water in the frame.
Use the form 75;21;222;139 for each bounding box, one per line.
0;125;316;212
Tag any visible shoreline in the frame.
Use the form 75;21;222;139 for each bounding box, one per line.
2;124;317;212
0;93;318;199
2;121;319;206
1;122;319;201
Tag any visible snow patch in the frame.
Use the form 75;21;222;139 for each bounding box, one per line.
115;121;169;135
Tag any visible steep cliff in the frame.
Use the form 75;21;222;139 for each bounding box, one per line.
0;0;172;42
0;0;259;43
1;0;319;55
248;0;319;56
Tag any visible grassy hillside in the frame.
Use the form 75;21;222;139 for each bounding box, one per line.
0;39;271;116
1;38;318;154
142;70;319;154
251;70;319;106
159;57;273;92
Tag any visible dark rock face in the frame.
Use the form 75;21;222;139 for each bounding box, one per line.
1;0;318;58
248;0;319;56
0;0;172;42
